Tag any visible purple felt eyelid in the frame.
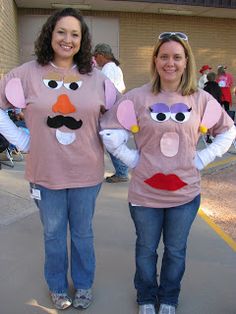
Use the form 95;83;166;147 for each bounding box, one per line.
170;103;189;113
150;103;190;114
150;103;170;113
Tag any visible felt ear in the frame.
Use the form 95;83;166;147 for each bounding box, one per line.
117;100;139;133
5;78;26;108
104;79;117;110
200;99;222;134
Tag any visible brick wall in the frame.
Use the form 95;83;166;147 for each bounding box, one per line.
119;12;236;92
0;0;19;79
2;7;236;104
88;11;236;102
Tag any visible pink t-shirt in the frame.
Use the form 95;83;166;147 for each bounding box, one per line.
0;61;110;189
100;83;233;208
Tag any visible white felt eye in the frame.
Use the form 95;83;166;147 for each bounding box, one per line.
43;79;63;89
171;111;191;123
64;81;82;90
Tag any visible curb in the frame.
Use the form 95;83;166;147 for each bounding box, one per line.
198;209;236;251
199;154;236;251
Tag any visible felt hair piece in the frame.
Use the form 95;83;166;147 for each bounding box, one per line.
5;78;26;108
117;100;139;133
200;99;222;134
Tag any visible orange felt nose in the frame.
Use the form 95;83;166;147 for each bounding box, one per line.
52;94;76;114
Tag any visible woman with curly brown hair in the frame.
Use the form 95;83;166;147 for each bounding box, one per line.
0;7;115;310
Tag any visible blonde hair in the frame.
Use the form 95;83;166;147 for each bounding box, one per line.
150;35;197;95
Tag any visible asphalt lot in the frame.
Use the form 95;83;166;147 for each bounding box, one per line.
0;149;236;314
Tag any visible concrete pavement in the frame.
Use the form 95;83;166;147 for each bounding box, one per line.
0;150;236;314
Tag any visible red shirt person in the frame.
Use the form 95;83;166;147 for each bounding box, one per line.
216;65;234;111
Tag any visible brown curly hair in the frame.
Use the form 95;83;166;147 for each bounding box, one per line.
34;8;93;74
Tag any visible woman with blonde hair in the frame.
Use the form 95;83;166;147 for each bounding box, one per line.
100;32;236;314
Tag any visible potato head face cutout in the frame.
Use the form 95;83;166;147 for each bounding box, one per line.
42;71;83;145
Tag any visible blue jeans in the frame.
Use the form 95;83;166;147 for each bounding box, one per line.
31;183;101;293
129;194;200;306
109;152;128;177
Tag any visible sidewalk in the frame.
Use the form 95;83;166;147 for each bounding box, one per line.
0;153;235;314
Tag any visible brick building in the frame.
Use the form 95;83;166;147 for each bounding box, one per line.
0;0;236;101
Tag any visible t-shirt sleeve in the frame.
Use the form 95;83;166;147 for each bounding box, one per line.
206;95;234;136
100;97;125;130
0;64;28;110
0;70;16;110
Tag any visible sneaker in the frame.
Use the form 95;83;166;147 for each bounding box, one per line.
105;174;128;183
73;288;92;309
139;304;156;314
158;304;176;314
50;292;72;310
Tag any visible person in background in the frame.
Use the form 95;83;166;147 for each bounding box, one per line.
0;8;113;311
203;71;223;143
0;109;27;162
100;32;236;314
198;64;212;89
93;43;129;183
0;114;27;164
216;65;234;112
204;71;222;103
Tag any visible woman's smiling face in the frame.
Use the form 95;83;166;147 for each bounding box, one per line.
51;16;82;65
154;40;187;91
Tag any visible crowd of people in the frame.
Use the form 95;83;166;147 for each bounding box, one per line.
198;64;235;144
198;64;234;112
0;8;235;314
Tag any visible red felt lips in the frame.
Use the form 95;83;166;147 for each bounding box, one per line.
144;173;187;191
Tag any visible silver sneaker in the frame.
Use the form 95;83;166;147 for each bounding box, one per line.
139;304;156;314
73;288;92;309
50;292;72;310
158;304;176;314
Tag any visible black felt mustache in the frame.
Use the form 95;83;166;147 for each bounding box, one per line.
47;115;83;130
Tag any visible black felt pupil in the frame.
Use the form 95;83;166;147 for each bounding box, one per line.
176;112;185;121
157;113;166;121
70;82;78;90
48;80;58;88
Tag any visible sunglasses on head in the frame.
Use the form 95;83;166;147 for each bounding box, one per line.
158;32;188;41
